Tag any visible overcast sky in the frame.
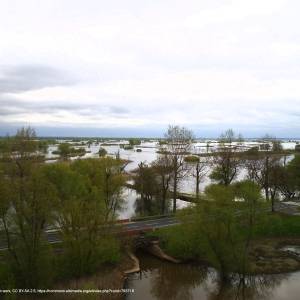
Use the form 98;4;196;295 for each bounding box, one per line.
1;0;300;137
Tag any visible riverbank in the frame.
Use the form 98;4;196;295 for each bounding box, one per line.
147;214;300;275
143;236;300;274
249;238;300;274
14;236;300;300
17;251;136;300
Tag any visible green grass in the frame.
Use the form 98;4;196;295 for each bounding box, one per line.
148;213;300;263
254;213;300;237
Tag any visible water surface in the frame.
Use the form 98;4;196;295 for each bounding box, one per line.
126;252;300;300
44;141;297;219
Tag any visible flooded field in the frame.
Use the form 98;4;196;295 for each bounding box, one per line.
45;140;297;219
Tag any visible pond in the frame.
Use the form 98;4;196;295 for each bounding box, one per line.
126;251;300;300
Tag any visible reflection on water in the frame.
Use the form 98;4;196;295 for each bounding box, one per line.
118;188;192;219
133;196;168;217
127;252;300;300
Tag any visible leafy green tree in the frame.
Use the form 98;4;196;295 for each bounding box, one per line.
191;184;238;277
276;165;297;200
134;156;174;215
287;155;300;190
231;180;265;274
134;162;159;215
0;127;55;288
43;162;120;278
72;158;125;221
58;143;72;160
180;181;264;277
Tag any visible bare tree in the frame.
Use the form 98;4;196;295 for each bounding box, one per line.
210;129;242;185
259;134;282;152
164;125;194;212
193;158;207;199
246;154;281;211
185;156;207;199
268;164;283;212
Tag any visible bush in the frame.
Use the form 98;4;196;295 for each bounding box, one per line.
123;145;134;150
246;146;259;154
98;147;107;157
57;236;120;279
97;236;121;264
150;225;203;260
128;138;141;146
158;140;167;145
184;155;200;163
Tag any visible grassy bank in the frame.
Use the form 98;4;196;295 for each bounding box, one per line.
148;213;300;274
0;236;129;300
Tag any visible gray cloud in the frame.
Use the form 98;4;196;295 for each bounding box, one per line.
109;106;128;114
0;64;77;94
0;95;129;118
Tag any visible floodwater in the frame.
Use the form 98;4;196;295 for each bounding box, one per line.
118;188;192;219
45;140;297;219
126;252;300;300
280;245;300;256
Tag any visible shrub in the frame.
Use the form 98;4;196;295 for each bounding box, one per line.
184;155;200;163
98;147;107;157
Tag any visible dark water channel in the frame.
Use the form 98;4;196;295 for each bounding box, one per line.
126;251;300;300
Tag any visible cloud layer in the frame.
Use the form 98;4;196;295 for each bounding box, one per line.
0;0;300;137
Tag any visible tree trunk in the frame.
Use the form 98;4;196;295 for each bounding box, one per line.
196;171;200;199
173;175;177;213
271;190;276;212
162;189;166;214
265;187;269;201
265;156;270;201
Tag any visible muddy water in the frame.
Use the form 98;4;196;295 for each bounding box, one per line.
126;252;300;300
